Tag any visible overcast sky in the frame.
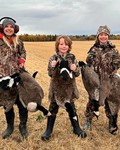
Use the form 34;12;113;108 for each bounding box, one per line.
1;0;120;35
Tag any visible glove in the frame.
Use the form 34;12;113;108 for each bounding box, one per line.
18;59;25;68
18;59;25;64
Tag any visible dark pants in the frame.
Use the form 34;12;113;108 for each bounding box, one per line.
85;98;115;120
5;97;28;122
16;96;28;125
5;96;28;123
85;98;118;134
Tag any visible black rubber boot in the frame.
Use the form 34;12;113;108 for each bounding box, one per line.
17;98;28;139
108;114;118;135
41;115;56;141
19;111;28;139
105;100;118;135
2;108;14;139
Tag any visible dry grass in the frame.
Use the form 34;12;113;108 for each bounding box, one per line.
0;41;120;150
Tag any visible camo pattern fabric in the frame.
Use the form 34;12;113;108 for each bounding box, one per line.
85;41;120;119
0;39;26;77
86;41;120;76
48;52;80;77
97;25;110;36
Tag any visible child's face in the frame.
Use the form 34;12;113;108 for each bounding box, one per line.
58;38;69;54
3;24;15;37
98;32;109;44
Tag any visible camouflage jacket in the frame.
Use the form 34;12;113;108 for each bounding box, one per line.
86;41;120;76
0;38;26;77
48;52;80;77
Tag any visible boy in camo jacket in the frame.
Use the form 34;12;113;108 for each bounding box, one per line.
41;35;87;140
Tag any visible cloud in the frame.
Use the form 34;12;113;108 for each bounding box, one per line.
0;0;120;35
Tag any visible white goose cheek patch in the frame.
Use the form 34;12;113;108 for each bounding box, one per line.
60;68;73;78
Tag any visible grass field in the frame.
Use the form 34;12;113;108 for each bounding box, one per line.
0;41;120;150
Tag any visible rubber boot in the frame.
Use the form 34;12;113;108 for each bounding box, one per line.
2;108;14;139
41;115;56;141
108;114;118;135
83;117;92;130
17;98;28;139
105;100;118;135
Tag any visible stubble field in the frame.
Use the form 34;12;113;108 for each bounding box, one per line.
0;41;120;150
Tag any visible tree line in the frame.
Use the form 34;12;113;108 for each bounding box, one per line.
19;34;120;41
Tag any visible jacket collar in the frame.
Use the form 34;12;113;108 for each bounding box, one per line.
0;33;13;44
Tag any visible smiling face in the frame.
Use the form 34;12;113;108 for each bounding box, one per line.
55;36;72;53
3;24;15;37
98;32;109;44
58;38;69;55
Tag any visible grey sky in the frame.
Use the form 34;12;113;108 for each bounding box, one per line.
1;0;120;35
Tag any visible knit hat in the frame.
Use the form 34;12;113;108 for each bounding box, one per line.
97;25;110;36
2;19;15;29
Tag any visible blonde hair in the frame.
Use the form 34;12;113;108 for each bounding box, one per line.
3;34;19;49
55;35;72;52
